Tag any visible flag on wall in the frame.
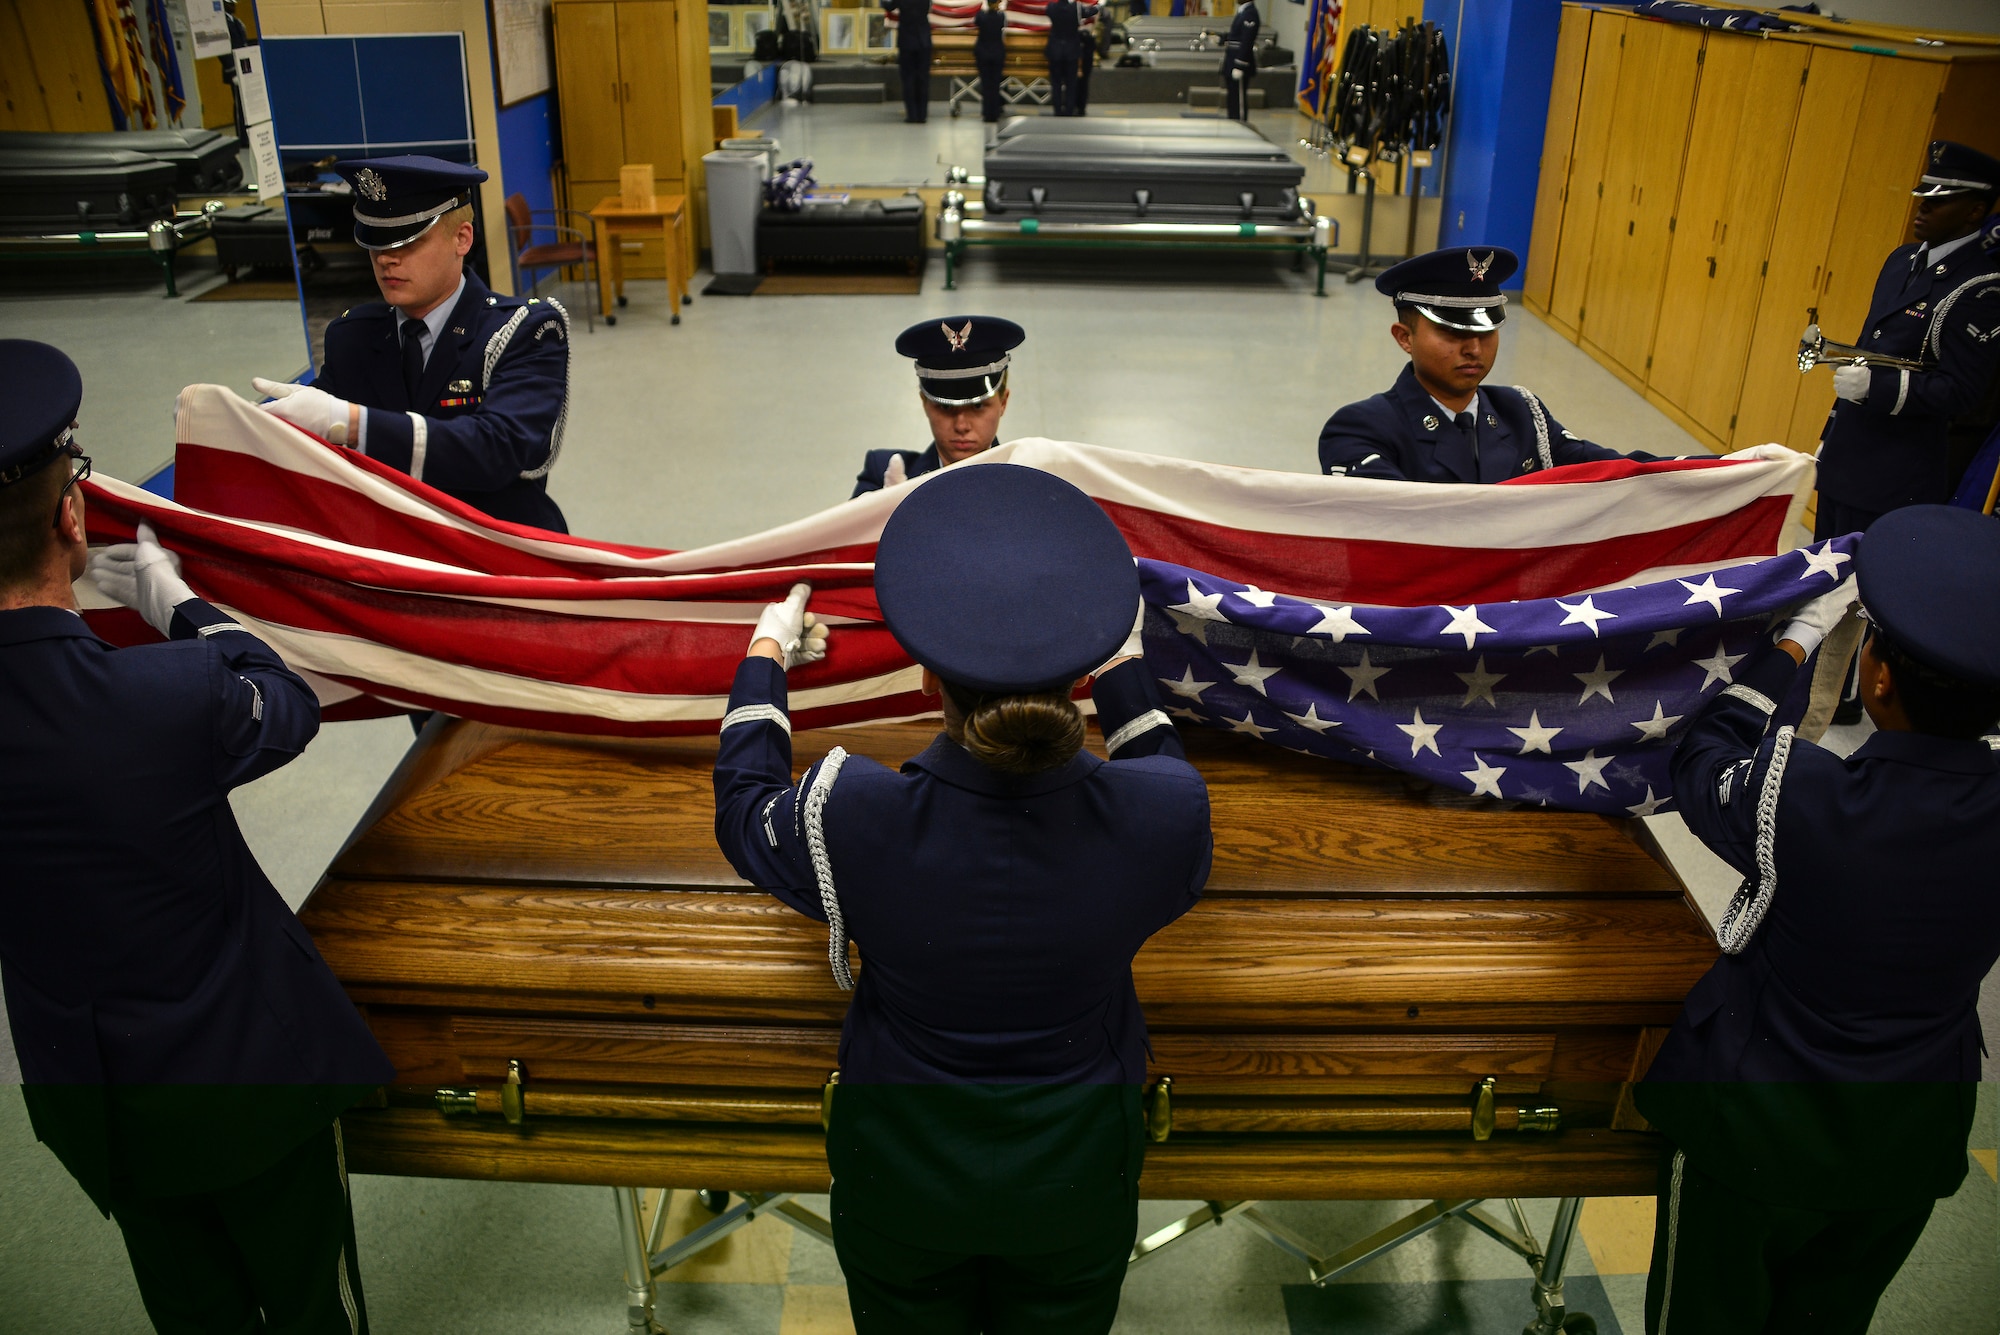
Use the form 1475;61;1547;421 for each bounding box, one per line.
78;385;1839;816
1296;0;1342;117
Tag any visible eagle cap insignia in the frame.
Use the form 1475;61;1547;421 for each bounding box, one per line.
1466;250;1494;282
1932;143;1944;165
355;167;388;202
942;320;973;352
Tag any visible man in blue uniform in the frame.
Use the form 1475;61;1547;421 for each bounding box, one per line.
1219;0;1260;123
1637;505;2000;1333
1045;0;1097;117
974;0;1008;124
254;156;570;532
716;463;1209;1333
1813;141;2000;541
852;315;1024;496
885;0;935;123
1319;246;1667;482
0;340;394;1333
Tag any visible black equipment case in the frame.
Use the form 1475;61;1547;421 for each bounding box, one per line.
0;148;179;231
209;203;299;274
0;129;243;195
983;125;1305;223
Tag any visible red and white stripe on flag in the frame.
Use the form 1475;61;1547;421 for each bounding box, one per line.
75;385;1814;736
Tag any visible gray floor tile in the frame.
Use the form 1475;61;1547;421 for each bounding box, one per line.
1282;1273;1624;1334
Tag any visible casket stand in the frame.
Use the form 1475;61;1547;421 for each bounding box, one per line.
299;716;1716;1334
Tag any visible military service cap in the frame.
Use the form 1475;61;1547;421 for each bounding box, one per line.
0;340;82;487
874;462;1137;695
1377;246;1519;333
895;315;1025;407
1912;141;2000;200
333;155;488;251
1858;505;2000;690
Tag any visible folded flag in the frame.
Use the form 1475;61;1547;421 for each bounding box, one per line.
76;385;1838;814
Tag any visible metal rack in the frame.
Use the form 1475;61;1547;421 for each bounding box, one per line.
0;200;225;298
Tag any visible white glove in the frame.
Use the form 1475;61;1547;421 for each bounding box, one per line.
1776;575;1858;656
1734;443;1799;464
1831;363;1871;404
87;522;196;636
751;582;829;670
1094;597;1147;675
252;376;353;445
882;454;909;488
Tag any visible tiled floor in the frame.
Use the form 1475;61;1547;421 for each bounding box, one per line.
2;123;1998;1331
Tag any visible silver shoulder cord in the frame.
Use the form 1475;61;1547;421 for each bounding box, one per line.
803;746;854;990
482;298;572;481
1715;724;1795;955
1511;386;1555;471
1926;272;2000;363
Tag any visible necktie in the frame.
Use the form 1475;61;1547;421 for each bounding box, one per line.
1910;245;1929;275
1454;410;1476;437
400;320;427;406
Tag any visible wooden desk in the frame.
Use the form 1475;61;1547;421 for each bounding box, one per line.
588;195;690;327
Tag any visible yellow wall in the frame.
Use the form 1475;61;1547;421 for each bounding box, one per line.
258;1;516;295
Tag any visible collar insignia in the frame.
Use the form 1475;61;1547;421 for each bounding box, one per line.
1466;250;1494;282
942;320;973;352
355;168;388;203
1422;414;1440;431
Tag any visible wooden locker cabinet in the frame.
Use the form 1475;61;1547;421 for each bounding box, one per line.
1524;4;2000;459
553;0;714;280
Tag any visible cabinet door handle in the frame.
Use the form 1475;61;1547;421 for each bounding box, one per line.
610;81;619;102
1822;268;1833;293
1706;256;1716;279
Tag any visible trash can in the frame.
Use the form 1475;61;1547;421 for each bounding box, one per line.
721;136;781;178
704;149;766;276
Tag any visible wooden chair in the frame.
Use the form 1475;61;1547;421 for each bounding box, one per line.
503;193;600;333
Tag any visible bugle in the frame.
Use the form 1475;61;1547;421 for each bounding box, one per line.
1797;323;1926;375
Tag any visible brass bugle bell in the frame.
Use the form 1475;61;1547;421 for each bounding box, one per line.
1797;323;1926;375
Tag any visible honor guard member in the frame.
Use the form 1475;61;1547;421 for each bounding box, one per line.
716;464;1211;1333
1319;246;1666;482
974;0;1008;123
1045;0;1098;117
0;341;394;1333
1638;506;2000;1334
255;155;571;532
1220;0;1260;123
885;0;935;123
852;315;1024;496
1813;141;2000;541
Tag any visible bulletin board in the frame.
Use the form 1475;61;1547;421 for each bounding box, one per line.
260;33;475;165
490;0;554;105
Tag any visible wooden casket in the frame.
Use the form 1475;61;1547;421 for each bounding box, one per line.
301;717;1717;1203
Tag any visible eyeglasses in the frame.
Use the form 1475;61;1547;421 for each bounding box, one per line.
52;440;90;532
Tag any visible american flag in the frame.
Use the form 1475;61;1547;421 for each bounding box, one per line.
1296;0;1344;119
76;385;1837;814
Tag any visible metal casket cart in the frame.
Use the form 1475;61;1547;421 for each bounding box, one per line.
301;718;1715;1333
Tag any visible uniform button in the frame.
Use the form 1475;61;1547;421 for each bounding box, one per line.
1871;330;1881;340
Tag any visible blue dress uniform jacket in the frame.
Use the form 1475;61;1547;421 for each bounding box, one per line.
1815;238;2000;513
0;600;393;1214
315;267;570;532
1636;644;2000;1211
1220;3;1259;75
973;5;1006;60
852;444;940;497
1319;364;1652;482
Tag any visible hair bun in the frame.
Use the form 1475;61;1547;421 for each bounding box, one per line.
956;690;1086;775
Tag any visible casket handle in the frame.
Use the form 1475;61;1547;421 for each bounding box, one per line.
1146;1077;1174;1144
1470;1077;1496;1142
501;1059;526;1125
821;1069;840;1132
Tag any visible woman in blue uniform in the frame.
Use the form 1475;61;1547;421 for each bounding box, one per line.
715;463;1212;1333
852;316;1024;497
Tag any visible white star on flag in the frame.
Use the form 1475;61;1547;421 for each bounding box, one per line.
1454;656;1506;707
1227;710;1276;739
1507;710;1563;755
1160;667;1215;702
1797;542;1852;581
1227;649;1282;696
1678;575;1742;618
1574;654;1624;704
1461;755;1507;799
1165;609;1215;643
1693;643;1747;689
1339;649;1391;701
1526;644;1560;657
1647;628;1683;651
1625;786;1670;816
1397;706;1444;757
1168;580;1227;621
1438;604;1496;649
1564;748;1614;793
1556;596;1617;636
1630;701;1684;742
1234;586;1279;608
1307;603;1369;641
1167;706;1205;722
1282;702;1340;733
